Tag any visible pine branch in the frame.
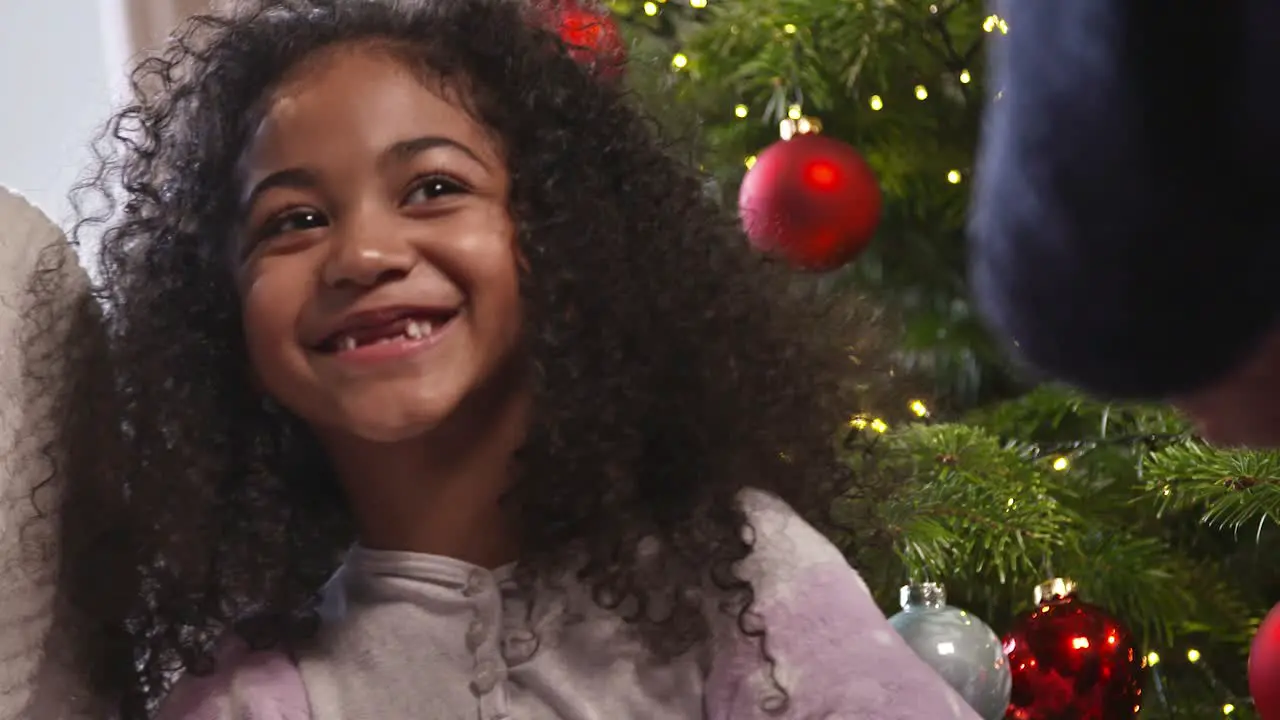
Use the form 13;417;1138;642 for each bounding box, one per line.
845;423;1077;585
1143;443;1280;532
840;400;1258;649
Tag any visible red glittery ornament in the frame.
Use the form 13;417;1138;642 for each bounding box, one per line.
1249;601;1280;719
1002;579;1143;720
538;0;626;79
737;133;882;272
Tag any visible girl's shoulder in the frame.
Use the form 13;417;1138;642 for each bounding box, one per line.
735;487;855;588
709;489;979;719
158;637;310;720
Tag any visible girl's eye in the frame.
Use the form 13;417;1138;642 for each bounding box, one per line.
259;209;328;239
403;176;468;205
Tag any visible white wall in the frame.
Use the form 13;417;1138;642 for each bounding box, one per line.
0;0;212;272
0;0;128;238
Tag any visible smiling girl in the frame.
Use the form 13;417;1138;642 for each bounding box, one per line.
31;1;979;718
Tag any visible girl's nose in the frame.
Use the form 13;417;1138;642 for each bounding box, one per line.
320;215;418;289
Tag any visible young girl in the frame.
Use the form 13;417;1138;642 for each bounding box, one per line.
28;1;981;718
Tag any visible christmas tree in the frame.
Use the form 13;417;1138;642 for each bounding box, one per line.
594;0;1279;716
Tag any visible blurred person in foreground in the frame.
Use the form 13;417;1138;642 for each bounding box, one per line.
968;1;1280;447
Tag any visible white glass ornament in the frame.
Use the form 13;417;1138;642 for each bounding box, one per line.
887;582;1012;720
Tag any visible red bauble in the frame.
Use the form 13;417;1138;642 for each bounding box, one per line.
540;0;626;79
1249;602;1280;719
1002;579;1143;720
737;133;882;271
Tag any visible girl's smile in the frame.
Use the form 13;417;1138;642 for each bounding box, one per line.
311;304;461;369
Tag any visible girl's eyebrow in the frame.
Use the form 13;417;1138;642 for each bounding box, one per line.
242;167;319;210
383;135;489;171
241;135;489;210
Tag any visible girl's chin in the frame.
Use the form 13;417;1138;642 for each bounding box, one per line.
347;424;439;445
332;400;456;445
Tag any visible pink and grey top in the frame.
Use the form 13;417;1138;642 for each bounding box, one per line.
158;490;980;719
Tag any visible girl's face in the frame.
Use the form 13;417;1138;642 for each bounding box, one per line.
235;45;523;445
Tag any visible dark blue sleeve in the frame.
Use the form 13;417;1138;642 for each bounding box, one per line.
968;1;1280;399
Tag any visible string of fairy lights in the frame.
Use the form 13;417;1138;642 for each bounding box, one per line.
645;0;1013;185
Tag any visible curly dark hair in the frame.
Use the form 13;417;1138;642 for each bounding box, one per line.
34;0;883;716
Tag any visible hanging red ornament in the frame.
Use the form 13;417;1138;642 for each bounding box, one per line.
1002;579;1144;720
538;0;626;79
737;133;882;272
1249;601;1280;719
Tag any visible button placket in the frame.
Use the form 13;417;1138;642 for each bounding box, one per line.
460;566;512;720
465;617;487;652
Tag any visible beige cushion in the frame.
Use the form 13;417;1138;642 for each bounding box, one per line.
0;186;99;719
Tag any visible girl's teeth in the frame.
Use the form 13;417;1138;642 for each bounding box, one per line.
335;320;435;351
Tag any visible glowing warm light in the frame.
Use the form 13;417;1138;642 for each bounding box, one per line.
690;0;707;7
734;104;749;118
909;399;929;417
783;23;797;34
1071;637;1090;650
959;69;971;84
1146;651;1160;666
870;418;889;433
643;2;658;15
1052;456;1070;471
869;95;883;111
1187;648;1201;663
805;161;838;189
848;415;869;430
1224;704;1235;715
787;104;803;120
744;155;757;169
671;53;688;69
947;170;962;184
1106;633;1117;645
983;14;1009;33
914;85;928;100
